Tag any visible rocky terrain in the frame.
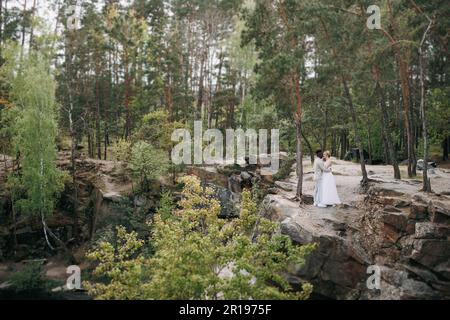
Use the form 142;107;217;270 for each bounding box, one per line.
0;151;137;260
262;159;450;300
169;157;450;299
1;152;449;300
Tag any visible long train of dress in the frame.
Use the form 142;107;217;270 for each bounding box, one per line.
320;170;341;205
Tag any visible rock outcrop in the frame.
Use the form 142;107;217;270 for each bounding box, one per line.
0;152;136;257
260;160;450;300
58;153;137;241
261;194;370;299
358;186;450;299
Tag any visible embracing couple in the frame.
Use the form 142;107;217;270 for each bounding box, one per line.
313;150;341;208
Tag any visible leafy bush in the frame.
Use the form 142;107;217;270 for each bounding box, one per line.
111;138;132;163
217;164;244;176
129;141;169;191
157;191;175;221
10;262;57;293
85;176;315;300
273;156;296;181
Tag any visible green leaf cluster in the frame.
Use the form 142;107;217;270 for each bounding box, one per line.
85;175;315;300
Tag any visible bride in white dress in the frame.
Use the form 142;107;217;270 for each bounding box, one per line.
320;151;341;206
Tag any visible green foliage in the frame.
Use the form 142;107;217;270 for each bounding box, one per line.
104;197;151;239
428;88;450;144
111;138;132;163
0;45;19;157
10;52;66;218
273;156;296;181
133;110;185;183
129;141;169;191
157;191;175;221
243;96;279;130
227;17;258;80
10;262;57;293
1;0;448;301
85;176;315;300
217;163;244;176
134;110;177;151
84;226;147;300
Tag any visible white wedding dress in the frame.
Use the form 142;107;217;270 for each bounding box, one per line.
320;163;341;206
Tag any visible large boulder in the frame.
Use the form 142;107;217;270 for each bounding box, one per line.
409;194;430;220
263;194;370;299
274;181;295;192
228;174;242;194
186;166;229;188
429;200;450;224
410;240;450;279
381;210;409;244
369;266;440;300
417;159;437;171
207;183;238;218
268;180;450;300
415;222;450;239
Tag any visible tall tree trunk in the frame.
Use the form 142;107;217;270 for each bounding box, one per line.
123;49;131;138
368;8;404;170
10;192;18;252
301;130;314;164
380;0;417;178
443;137;449;161
87;130;93;158
342;78;369;186
319;17;367;184
340;130;346;160
279;2;304;200
20;0;27;60
295;119;303;198
196;51;205;121
104;62;112;160
367;124;373;165
331;130;337;158
207;47;213;129
229;80;236;129
96;79;101;160
68;97;79;240
323;106;328;151
29;0;36;49
65;33;79;239
419;16;433;192
376;81;401;179
211;51;224;129
381;136;392;165
293;74;303;199
165;80;173;121
398;58;417;177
